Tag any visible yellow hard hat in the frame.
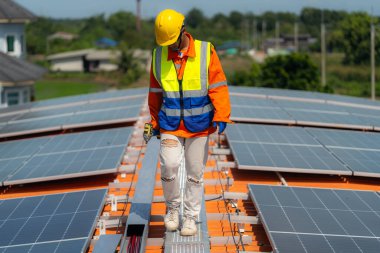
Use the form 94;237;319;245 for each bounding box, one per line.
155;9;185;46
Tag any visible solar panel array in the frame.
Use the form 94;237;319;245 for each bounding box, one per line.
0;88;146;138
226;124;352;175
307;128;380;178
0;127;132;186
229;87;380;130
249;184;380;253
0;189;106;253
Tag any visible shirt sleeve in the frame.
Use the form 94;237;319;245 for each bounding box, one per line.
208;46;233;123
148;61;163;130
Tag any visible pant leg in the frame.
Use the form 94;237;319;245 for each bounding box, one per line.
160;133;184;210
183;136;209;219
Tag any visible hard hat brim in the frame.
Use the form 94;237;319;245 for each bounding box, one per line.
156;35;179;46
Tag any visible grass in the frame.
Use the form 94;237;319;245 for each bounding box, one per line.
34;80;106;101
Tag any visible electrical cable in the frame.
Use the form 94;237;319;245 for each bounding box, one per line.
214;133;247;252
214;140;241;253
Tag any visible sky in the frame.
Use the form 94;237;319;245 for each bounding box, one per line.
16;0;380;19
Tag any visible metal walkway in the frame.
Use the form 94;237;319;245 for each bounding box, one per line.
164;152;211;252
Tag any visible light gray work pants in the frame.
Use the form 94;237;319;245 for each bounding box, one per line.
160;133;208;219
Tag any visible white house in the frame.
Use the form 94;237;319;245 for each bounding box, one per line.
0;0;35;59
47;49;150;73
0;0;44;106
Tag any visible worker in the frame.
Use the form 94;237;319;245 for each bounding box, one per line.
146;9;232;236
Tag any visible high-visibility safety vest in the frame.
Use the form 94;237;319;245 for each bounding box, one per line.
152;40;214;132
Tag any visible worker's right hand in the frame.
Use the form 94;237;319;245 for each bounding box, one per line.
143;123;160;143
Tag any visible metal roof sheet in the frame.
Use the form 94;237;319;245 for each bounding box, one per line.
0;0;36;22
0;52;46;84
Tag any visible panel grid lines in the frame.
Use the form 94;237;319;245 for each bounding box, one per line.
0;189;106;252
249;185;380;253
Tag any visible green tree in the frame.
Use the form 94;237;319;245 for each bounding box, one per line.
261;53;320;91
230;62;261;86
186;8;205;29
339;12;380;65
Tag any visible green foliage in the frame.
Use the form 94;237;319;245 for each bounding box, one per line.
117;43;143;86
230;62;261;86
186;8;205;29
339;13;380;65
261;53;320;91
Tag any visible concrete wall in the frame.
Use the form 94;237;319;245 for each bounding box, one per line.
49;56;84;72
0;24;25;58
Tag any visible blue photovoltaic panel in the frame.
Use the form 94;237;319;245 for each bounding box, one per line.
0;158;26;184
285;110;371;130
230;142;351;175
38;127;132;154
230;95;278;108
3;127;132;185
0;114;22;124
328;148;380;178
226;124;319;145
231;106;295;124
274;100;348;113
345;106;380;118
12;106;77;123
0;189;106;253
316;92;380;108
0;137;50;160
79;97;144;112
307;128;380;150
0;116;70;138
63;106;140;129
249;184;380;253
354;115;380;130
0;104;32;117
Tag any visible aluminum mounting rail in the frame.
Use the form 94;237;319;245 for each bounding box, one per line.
120;138;160;253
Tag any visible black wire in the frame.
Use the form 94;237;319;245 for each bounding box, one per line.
233;204;246;251
116;138;145;234
215;162;241;252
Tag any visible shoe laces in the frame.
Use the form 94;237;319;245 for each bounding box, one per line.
167;209;178;221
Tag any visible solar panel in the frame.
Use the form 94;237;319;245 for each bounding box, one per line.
63;106;141;129
0;114;22;124
0;189;106;253
285;110;372;130
249;184;380;253
274;100;348;113
230;95;278;108
226;124;319;145
12;106;77;123
231;106;295;124
306;128;380;150
230;142;351;175
32;88;147;110
38;127;132;154
0;137;50;160
0;158;26;184
328;148;380;178
3;127;132;185
317;92;380;108
0;116;69;138
354;115;380;130
345;106;380;118
79;97;144;112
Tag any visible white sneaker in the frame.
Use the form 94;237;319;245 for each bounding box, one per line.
180;217;197;236
164;208;179;231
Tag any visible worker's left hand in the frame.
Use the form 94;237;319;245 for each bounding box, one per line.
213;122;227;134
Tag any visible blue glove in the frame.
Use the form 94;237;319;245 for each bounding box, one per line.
153;129;160;137
213;121;227;134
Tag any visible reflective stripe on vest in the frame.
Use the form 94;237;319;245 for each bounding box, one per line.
152;40;213;132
